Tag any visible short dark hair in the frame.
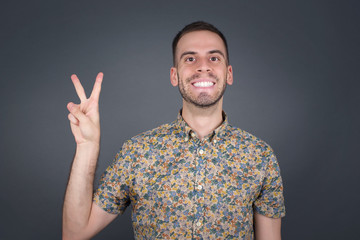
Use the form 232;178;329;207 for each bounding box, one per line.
172;21;229;66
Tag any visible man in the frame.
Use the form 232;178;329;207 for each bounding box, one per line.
63;21;285;240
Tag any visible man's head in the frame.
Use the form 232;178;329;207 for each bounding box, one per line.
170;21;233;109
172;21;229;67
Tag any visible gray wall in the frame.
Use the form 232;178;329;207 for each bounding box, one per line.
1;0;359;239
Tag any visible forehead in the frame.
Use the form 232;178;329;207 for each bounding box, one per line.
176;30;226;57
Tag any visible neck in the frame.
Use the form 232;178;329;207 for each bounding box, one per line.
181;98;224;140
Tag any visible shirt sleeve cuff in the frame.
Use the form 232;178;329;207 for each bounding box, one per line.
254;204;286;218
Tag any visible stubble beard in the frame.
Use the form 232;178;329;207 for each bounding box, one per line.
177;72;227;109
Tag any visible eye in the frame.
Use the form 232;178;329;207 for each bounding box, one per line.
185;57;195;62
210;56;220;61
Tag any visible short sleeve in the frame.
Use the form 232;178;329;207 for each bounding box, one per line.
254;149;286;218
93;141;134;215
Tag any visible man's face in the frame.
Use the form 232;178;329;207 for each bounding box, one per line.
170;30;233;108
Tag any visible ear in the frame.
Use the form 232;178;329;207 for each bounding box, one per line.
226;65;233;85
170;67;178;86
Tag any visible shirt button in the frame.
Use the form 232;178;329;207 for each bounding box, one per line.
213;139;217;144
184;137;189;141
199;149;204;155
197;185;203;190
196;221;202;227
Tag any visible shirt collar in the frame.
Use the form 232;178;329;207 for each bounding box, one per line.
175;109;229;142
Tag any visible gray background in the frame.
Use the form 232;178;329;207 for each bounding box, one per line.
1;0;359;239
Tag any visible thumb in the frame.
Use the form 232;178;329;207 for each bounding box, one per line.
68;113;79;125
67;102;88;123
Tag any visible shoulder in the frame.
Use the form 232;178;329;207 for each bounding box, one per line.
225;124;275;158
121;121;180;149
111;121;177;165
225;125;280;175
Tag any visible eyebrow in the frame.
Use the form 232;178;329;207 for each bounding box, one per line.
179;51;197;60
208;50;226;59
179;50;226;61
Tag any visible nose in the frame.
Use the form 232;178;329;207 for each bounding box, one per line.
196;58;212;73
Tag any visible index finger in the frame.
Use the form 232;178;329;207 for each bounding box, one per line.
71;74;87;102
90;72;103;101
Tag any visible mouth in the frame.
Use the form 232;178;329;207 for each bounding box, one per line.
191;79;216;88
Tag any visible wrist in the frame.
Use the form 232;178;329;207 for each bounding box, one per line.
74;142;100;166
76;141;100;151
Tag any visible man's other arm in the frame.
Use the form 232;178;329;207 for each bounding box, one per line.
254;212;282;240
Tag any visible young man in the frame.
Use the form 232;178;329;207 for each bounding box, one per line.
63;21;285;240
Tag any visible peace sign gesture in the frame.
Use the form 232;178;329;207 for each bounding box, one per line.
67;72;103;145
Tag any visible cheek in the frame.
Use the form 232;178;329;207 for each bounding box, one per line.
178;64;195;74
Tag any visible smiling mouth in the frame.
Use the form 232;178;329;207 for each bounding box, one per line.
192;81;215;87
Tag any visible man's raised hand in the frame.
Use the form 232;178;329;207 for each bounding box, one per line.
67;72;103;145
63;72;108;239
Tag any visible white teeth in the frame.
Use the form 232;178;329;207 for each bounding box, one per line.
193;81;214;87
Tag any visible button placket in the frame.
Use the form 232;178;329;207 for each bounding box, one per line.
196;145;205;191
193;139;205;235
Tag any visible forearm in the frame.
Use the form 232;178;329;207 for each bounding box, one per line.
63;143;100;237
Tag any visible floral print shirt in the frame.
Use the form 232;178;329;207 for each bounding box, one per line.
94;113;285;239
